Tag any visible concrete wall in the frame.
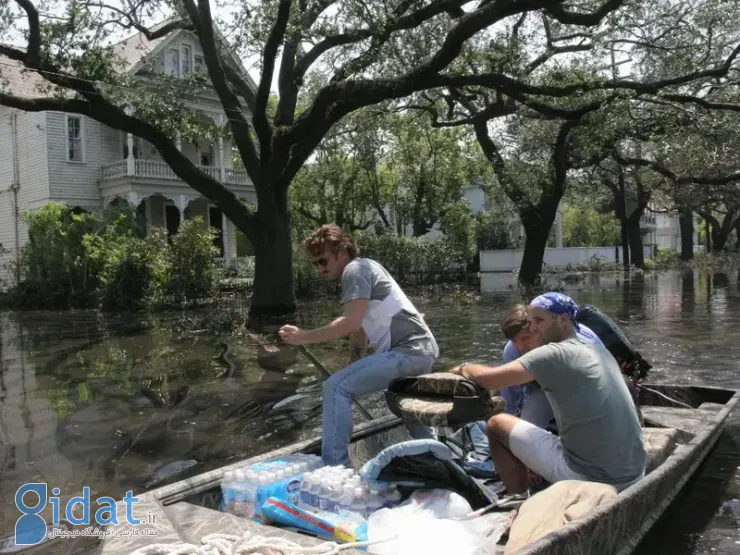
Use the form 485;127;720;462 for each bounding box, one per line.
480;246;654;272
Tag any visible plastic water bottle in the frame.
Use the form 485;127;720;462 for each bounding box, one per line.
337;485;355;513
308;474;322;508
317;477;333;511
298;473;313;509
220;470;236;513
231;470;246;516
329;481;346;513
243;470;260;518
350;486;367;518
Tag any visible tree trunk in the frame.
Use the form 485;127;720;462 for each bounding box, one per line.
613;171;630;269
678;207;694;261
619;215;630;269
704;216;712;252
627;215;645;268
518;200;560;287
248;212;297;326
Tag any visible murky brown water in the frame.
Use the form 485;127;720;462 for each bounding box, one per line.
1;269;740;553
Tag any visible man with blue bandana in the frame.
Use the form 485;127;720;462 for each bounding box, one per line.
499;296;605;431
451;292;646;495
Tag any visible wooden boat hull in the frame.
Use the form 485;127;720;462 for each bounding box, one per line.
516;384;740;555
44;383;739;555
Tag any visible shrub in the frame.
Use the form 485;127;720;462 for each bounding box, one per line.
166;218;221;304
9;203;222;311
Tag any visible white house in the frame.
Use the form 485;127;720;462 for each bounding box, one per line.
0;22;256;288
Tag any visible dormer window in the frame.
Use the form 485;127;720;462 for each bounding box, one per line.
165;48;179;75
182;45;192;73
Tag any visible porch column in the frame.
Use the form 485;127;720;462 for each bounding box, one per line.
555;203;564;248
217;114;225;182
176;132;182;152
126;133;135;176
221;212;231;263
176;194;189;222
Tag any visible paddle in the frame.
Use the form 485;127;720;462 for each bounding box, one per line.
247;332;375;420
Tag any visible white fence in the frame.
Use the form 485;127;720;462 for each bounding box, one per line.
480;246;654;272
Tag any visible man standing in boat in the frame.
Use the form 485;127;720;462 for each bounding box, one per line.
279;224;439;466
452;292;646;494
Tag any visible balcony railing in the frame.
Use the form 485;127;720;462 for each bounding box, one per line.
101;160;250;186
640;212;656;226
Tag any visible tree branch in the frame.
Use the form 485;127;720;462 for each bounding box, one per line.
433;41;740;97
615;154;740;186
13;0;41;64
282;0;553;185
546;0;625;26
294;0;472;80
79;2;193;39
254;0;292;158
182;0;261;188
0;91;260;239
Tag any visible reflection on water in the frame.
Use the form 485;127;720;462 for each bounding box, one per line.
1;269;740;552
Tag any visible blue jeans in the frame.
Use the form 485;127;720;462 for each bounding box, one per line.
321;350;436;465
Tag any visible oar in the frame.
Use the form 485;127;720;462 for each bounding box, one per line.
247;333;375;420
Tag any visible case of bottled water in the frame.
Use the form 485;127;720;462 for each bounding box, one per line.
219;454;324;520
296;465;402;519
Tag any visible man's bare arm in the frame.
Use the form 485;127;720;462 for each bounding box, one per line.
349;330;368;364
451;360;534;391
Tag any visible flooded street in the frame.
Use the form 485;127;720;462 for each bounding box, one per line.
1;269;740;553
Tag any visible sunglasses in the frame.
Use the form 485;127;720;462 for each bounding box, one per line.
313;257;329;267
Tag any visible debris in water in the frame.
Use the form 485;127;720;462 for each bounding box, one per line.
143;459;198;489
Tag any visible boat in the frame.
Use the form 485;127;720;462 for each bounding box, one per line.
45;382;738;555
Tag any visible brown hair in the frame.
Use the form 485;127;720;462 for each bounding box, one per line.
303;224;359;258
501;304;530;340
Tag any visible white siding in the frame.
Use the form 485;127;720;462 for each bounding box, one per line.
0;109;13;288
100;125;123;165
0;110;50;289
46;112;102;207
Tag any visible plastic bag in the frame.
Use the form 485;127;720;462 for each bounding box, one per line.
366;489;509;555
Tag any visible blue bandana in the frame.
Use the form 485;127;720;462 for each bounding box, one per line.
529;292;580;330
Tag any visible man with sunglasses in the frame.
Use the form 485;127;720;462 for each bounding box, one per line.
279;224;439;466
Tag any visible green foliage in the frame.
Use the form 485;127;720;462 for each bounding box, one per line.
7;202;222;311
90;228;170;311
476;211;518;250
354;232;470;282
438;200;478;260
562;207;621;247
166;218;220;304
9;202;101;308
644;248;682;271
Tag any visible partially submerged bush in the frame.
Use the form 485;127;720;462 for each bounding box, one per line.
8;203;222;310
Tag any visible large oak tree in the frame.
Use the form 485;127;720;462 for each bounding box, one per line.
0;0;629;317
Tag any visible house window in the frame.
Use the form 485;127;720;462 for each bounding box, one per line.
182;45;192;74
194;55;204;70
200;144;214;166
165;48;180;75
66;115;84;162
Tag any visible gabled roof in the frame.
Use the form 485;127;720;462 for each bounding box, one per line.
0;55;45;98
0;19;257;99
110;19;175;72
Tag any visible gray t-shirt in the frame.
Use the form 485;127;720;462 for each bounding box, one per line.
340;258;437;357
517;336;646;488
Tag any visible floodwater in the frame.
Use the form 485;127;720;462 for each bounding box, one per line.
1;269;740;553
